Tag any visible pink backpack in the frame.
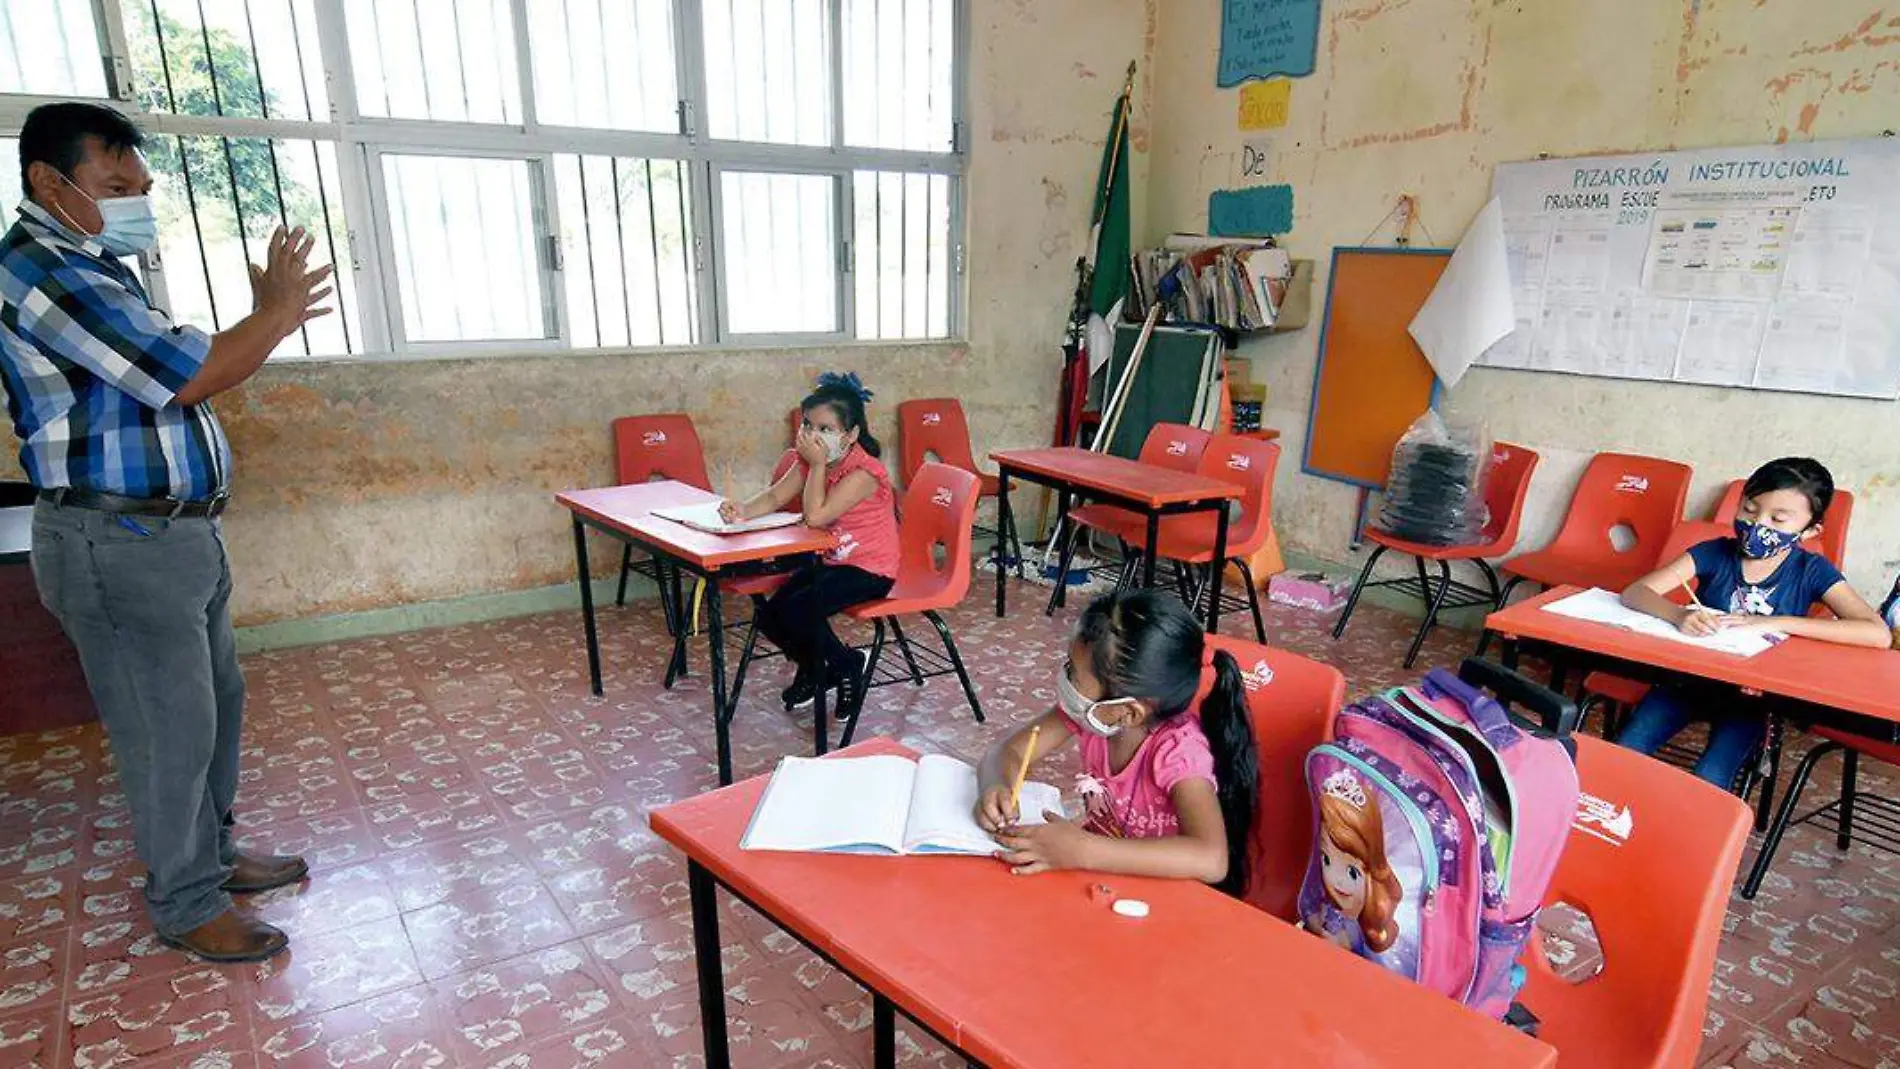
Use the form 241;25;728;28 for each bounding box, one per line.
1297;662;1580;1025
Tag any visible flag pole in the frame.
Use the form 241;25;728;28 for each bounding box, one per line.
1035;62;1138;571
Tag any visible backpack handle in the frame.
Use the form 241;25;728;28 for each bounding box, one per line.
1455;658;1581;738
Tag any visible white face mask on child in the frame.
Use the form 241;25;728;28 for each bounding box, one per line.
816;428;851;463
1057;669;1133;738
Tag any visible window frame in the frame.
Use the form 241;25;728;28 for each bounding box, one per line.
0;0;968;360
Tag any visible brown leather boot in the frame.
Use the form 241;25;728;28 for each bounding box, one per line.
222;852;309;894
160;909;289;963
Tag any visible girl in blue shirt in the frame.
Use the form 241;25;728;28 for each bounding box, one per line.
1616;457;1889;787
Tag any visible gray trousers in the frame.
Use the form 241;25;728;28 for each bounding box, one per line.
30;499;243;936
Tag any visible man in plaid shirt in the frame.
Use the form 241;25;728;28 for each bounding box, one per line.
0;103;331;962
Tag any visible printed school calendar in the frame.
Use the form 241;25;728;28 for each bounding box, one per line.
1482;137;1900;400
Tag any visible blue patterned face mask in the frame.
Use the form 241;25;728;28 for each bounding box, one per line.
1733;518;1796;560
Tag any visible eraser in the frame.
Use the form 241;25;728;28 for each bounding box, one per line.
1088;883;1117;906
1111;898;1149;918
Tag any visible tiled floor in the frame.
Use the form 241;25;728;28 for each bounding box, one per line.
2;580;1896;1068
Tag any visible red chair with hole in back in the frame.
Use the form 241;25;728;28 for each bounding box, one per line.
1496;452;1693;609
611;415;713;628
837;462;986;745
897;399;1023;578
1201;634;1346;924
1333;442;1541;669
1517;733;1749;1069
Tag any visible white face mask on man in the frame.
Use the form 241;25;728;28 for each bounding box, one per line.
1056;669;1138;738
57;173;158;257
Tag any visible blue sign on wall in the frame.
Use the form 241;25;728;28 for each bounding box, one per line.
1218;0;1322;87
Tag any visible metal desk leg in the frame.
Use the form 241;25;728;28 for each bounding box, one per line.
994;470;1012;618
1142;512;1160;589
1756;713;1784;833
1051;488;1073;610
573;518;603;697
874;994;896;1069
688;861;730;1069
664;563;691;690
1207;503;1230;635
1500;638;1521;673
706;579;733;786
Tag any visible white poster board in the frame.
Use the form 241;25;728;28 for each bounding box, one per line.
1482;138;1900;400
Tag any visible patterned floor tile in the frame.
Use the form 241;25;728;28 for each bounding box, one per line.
245;919;423;1024
65;966;251;1069
431;942;618;1063
402;882;576;982
250;984;454;1069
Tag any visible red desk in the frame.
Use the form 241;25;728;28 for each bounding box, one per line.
650;738;1557;1069
1485;586;1900;824
557;481;837;783
991;447;1242;632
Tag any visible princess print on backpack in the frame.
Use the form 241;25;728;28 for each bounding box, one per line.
1296;751;1430;980
1305;769;1405;955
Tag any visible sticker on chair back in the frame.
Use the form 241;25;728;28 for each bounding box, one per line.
931;487;954;508
923;412;942;425
1226;453;1251;471
1167;439;1189;456
643;430;668;447
1615;474;1649;494
1241;659;1274;691
1572;791;1633;846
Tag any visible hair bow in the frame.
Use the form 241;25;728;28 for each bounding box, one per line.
816;370;873;402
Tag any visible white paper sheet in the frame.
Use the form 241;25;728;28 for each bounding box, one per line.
1410;196;1515;389
1542;587;1780;658
651;503;801;536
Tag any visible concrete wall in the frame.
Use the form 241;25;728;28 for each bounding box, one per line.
1148;0;1900;595
1;0;1156;628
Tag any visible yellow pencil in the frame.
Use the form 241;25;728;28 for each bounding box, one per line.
1009;725;1041;814
1679;578;1707;613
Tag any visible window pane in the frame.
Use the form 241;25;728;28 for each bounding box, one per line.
554;155;698;347
384;155;544;343
345;0;521;124
528;0;678;132
853;171;949;340
843;0;953;152
720;171;835;334
702;0;829;147
145;135;360;357
125;0;330;120
0;138;21;202
0;0;107;97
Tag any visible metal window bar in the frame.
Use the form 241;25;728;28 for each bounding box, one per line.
143;2;221;327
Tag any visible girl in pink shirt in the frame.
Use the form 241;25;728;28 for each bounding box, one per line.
721;372;899;714
974;590;1262;896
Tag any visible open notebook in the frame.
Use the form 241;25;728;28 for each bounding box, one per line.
1542;587;1781;657
741;754;1064;856
651;503;802;536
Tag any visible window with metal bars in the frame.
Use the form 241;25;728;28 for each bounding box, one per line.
0;0;965;358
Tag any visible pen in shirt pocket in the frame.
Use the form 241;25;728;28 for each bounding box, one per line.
116;515;152;537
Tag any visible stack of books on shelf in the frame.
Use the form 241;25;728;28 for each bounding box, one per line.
1127;235;1294;334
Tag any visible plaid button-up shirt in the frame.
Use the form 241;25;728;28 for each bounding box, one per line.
0;200;229;500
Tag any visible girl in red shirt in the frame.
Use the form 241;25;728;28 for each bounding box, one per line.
721;372;900;713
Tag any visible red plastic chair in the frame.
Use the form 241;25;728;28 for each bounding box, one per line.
838;463;987;744
1202;635;1346;924
611;414;714;615
1333;443;1541;669
1499;452;1693;606
786;407;802;448
1710;479;1853;567
1517;733;1749;1069
1061;422;1211;553
1743;726;1900;899
897;398;1023;577
1124;436;1282;643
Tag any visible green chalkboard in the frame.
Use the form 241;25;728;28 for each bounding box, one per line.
1101;325;1221;460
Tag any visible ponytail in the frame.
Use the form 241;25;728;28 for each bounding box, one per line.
1202;649;1260;898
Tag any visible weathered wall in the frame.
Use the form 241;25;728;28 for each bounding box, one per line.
1149;0;1900;595
1;0;1156;627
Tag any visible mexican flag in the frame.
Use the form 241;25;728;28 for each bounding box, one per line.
1084;86;1132;376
